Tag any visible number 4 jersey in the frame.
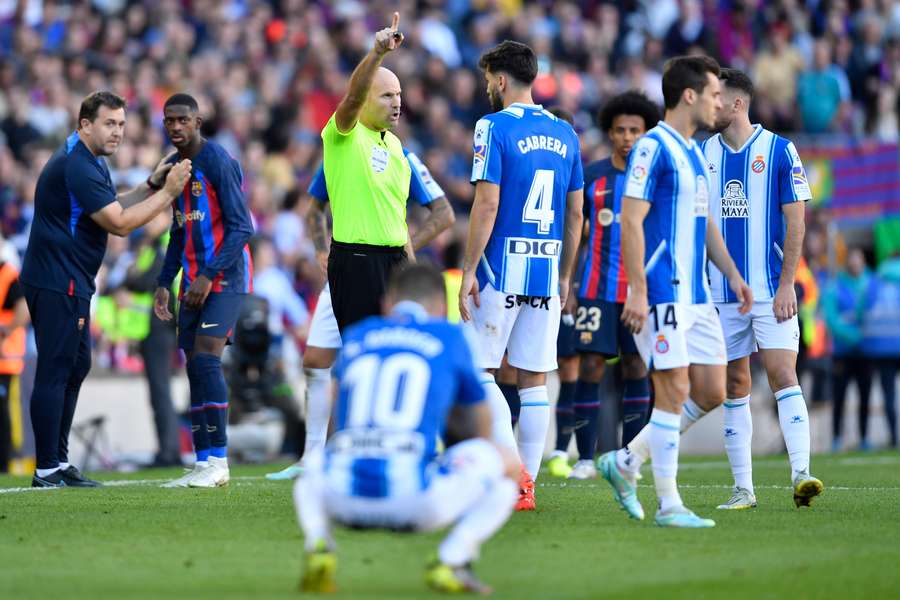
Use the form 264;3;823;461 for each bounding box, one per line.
471;103;584;297
328;303;486;499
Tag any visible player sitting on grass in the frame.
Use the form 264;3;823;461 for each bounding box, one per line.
293;264;519;595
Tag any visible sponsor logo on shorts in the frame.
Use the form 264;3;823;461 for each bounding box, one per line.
655;334;669;354
505;295;551;310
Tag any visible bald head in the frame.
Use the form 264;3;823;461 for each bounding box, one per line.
361;67;402;131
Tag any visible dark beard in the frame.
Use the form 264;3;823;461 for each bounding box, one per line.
488;88;504;112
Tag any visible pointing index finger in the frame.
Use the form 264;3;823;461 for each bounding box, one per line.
390;12;399;31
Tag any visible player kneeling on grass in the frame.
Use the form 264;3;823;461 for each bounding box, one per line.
293;264;519;595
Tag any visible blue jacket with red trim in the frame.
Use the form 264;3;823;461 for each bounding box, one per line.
158;140;254;296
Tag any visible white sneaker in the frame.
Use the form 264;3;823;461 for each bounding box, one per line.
161;463;209;488
188;457;230;488
567;459;597;480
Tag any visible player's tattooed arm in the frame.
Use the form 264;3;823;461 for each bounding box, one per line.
334;12;403;133
411;197;455;251
773;202;805;322
306;198;330;276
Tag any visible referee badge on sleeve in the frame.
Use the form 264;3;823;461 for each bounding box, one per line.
371;145;389;173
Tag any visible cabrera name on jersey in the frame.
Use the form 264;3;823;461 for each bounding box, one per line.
623;121;712;306
702;126;811;302
471;103;584;297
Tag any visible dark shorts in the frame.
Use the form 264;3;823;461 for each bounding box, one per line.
557;314;577;359
177;292;245;351
574;298;638;358
328;239;408;334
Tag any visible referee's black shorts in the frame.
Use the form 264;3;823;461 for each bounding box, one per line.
327;240;408;333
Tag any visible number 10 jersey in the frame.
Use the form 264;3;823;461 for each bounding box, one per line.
471;103;584;297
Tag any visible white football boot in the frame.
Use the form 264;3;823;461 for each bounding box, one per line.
161;463;209;488
188;456;230;488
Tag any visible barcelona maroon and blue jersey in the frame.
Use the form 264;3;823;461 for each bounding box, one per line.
578;158;628;303
158;140;254;297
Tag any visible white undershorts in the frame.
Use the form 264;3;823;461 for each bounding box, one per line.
306;283;342;350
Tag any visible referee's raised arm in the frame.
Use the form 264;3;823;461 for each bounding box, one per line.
321;12;416;333
334;12;404;133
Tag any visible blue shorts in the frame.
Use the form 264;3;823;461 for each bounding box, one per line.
557;314;577;359
177;293;245;351
574;298;638;358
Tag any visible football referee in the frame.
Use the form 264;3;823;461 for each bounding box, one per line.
21;91;191;488
322;12;415;333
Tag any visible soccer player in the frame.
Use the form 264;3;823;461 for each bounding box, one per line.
294;265;518;595
700;68;824;509
459;41;584;510
23;91;191;488
265;148;455;481
560;92;660;480
597;56;752;528
154;93;255;488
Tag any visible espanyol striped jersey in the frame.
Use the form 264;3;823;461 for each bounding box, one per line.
471;103;584;297
623;121;712;306
578;159;628;303
327;303;485;498
702;126;811;302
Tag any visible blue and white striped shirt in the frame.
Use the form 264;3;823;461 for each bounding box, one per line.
702;126;811;302
623;121;712;306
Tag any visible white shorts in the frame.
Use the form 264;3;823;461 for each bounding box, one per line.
319;439;505;532
716;301;800;361
461;283;561;372
634;302;727;370
306;283;342;349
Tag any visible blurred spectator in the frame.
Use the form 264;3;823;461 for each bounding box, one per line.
823;248;873;451
860;254;900;448
753;22;805;132
797;38;850;133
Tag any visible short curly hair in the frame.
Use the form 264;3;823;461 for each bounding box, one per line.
598;91;661;133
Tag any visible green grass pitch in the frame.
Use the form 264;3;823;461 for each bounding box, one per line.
2;453;899;599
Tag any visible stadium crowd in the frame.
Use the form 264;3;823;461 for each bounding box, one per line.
0;0;898;466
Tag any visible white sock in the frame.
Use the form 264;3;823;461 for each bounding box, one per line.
293;467;333;552
480;374;519;455
723;395;754;493
648;408;683;512
680;398;708;433
617;423;651;476
439;478;517;566
775;385;811;478
517;386;550;481
36;467;60;478
303;368;333;458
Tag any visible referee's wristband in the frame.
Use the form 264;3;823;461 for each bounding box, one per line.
146;175;163;191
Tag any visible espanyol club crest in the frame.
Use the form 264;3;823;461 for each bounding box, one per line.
655;334;669;354
191;180;203;197
751;155;765;173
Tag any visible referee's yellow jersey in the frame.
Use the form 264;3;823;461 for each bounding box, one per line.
321;115;411;247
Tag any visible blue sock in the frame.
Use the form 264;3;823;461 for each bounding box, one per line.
186;357;210;462
499;383;520;426
574;380;601;461
192;353;229;457
555;381;577;452
622;378;651;446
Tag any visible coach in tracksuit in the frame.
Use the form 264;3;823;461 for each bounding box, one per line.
21;91;191;488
